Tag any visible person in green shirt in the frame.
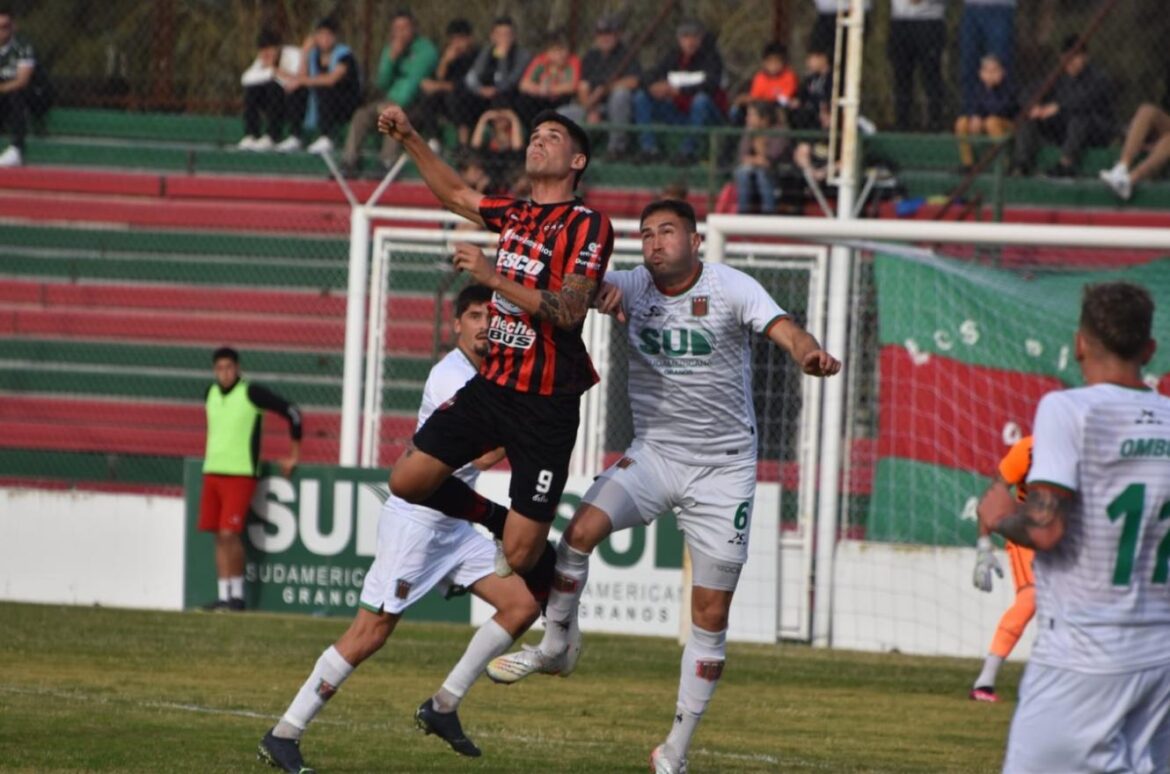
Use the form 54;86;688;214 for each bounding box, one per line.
200;347;303;611
341;10;437;176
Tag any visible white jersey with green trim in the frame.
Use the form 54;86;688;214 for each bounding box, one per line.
1027;383;1170;674
607;262;787;467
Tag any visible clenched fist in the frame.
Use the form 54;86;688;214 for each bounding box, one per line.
377;104;414;142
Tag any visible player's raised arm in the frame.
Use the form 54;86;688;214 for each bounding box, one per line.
766;317;841;377
378;104;485;227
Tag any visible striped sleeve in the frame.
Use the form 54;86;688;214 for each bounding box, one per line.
568;210;614;280
478;196;518;233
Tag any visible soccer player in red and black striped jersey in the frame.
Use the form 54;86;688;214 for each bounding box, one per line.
377;104;614;606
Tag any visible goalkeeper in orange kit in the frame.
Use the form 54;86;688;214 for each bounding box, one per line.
969;435;1035;703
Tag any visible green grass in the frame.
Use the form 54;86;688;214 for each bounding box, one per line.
0;602;1020;772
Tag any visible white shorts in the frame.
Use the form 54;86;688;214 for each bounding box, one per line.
359;499;498;616
583;439;757;571
1004;661;1170;774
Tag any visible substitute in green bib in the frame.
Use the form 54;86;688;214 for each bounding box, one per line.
201;346;302;611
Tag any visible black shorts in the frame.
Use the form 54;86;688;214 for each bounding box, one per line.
412;375;581;523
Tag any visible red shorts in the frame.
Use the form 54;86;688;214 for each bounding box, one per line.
198;474;258;534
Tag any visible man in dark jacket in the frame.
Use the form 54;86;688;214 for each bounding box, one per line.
1013;36;1114;178
462;16;530;141
632;19;726;165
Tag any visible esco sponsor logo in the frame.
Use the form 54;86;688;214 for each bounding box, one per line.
497;249;547;276
488;315;537;349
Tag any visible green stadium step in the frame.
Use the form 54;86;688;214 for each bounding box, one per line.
0;223;346;259
896;169;1170;209
0;365;421;412
0;338;433;382
45;108;242;145
0;447;185;487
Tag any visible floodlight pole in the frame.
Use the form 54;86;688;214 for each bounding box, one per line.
812;0;866;648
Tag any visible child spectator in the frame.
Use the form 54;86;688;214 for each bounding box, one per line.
789;49;832;131
732;42;799;124
515;29;580;126
954;54;1016;170
470;107;524;194
734;101;789;214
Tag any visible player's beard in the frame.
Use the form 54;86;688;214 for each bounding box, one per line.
472;339;490;358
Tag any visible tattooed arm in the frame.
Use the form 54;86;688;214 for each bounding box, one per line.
450;242;600;330
979;479;1073;551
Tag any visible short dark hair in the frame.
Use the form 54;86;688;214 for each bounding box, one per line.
1080;282;1154;360
640;199;698;233
747;100;778;124
456;284;493;317
256;28;281;49
530;109;591;189
212;346;240;363
762;42;787;60
1061;34;1084;54
446;18;472;37
315;16;339;34
390;9;415;23
492;15;515;29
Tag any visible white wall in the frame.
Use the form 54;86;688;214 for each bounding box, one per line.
832;540;1033;660
0;487;185;610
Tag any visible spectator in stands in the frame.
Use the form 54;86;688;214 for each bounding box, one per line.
809;0;872;62
411;19;479;148
888;0;947;132
633;19;726;165
340;10;437;177
463;17;531;141
954;53;1016;171
794;101;833;183
789;49;832;130
960;0;1016;119
280;16;361;155
515;29;580;127
470;107;524;194
662;178;690;201
0;8;35;168
734;101;789;214
1013;36;1114;179
200;347;302;612
238;29;302;152
1099;103;1170;201
560;14;641;161
730;42;799;126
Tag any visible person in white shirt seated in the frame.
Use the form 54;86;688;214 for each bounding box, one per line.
238;28;302;151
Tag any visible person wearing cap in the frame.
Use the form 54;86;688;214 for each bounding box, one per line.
280;16;361;154
412;18;480;147
1012;35;1114;179
560;14;642;161
633;18;726;165
340;9;437;176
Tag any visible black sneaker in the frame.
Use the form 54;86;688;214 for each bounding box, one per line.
415;698;481;757
257;729;315;773
228;597;246;611
201;599;230;612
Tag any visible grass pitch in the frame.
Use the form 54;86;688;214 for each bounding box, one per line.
0;602;1019;772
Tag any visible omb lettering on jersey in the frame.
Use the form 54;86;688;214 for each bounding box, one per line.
489;315;537;349
636;325;716;375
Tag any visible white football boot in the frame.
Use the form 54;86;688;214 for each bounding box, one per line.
486;613;582;683
650;743;688;774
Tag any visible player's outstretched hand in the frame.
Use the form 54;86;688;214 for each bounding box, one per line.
451;242;497;286
377;104;413;142
972;535;1003;592
594;281;626;323
801;349;841;377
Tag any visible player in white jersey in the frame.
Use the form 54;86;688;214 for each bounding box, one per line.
980;281;1170;774
487;199;841;773
258;285;540;773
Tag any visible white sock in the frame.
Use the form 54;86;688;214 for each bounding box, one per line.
665;626;727;758
276;645;354;739
435;618;514;711
539;540;591;655
974;654;1003;690
228;576;244;599
217;578;230;602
